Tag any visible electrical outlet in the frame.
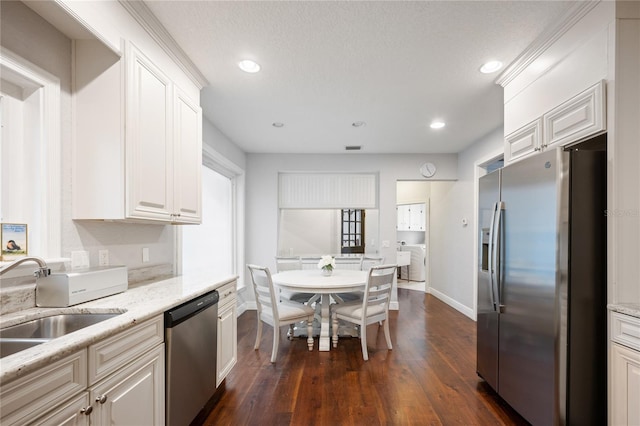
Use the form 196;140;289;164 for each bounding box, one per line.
142;247;150;263
98;250;109;266
382;240;390;248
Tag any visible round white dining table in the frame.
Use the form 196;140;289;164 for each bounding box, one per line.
271;269;367;351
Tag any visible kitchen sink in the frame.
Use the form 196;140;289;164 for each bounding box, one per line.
0;338;49;358
0;313;122;358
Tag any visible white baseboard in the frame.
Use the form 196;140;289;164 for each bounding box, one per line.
427;287;475;320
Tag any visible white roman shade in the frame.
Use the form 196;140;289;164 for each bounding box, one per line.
279;173;377;209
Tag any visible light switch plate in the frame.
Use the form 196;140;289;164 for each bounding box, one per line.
71;250;90;269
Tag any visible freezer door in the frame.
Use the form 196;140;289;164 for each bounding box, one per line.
476;170;500;390
498;148;567;426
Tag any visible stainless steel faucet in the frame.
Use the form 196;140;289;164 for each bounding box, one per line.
0;256;51;278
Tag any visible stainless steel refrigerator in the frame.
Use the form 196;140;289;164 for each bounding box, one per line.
477;140;606;425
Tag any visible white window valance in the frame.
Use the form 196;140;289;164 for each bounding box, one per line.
278;173;377;209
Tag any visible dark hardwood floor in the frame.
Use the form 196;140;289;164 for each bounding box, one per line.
203;288;529;425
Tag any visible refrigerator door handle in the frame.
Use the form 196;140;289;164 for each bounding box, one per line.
488;202;498;311
494;201;505;313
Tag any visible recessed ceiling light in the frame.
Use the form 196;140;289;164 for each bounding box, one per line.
430;121;445;129
480;60;503;74
272;122;284;128
352;121;366;127
238;59;261;73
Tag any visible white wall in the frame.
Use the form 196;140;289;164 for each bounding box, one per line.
203;117;246;171
429;127;503;318
245;153;457;274
278;210;340;255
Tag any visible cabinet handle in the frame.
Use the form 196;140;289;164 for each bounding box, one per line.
81;406;93;415
96;394;108;404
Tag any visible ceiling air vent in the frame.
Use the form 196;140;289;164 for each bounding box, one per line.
345;145;361;151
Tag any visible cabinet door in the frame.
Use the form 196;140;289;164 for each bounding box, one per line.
543;80;605;149
90;345;165;426
397;205;410;231
0;350;87;425
126;42;174;221
611;343;640;426
217;291;237;386
32;393;90;426
173;86;202;224
409;203;425;230
504;119;542;164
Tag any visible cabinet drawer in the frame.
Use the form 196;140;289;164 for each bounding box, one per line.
0;349;87;426
611;312;640;352
217;281;237;310
88;315;163;385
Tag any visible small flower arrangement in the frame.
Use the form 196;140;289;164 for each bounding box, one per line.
317;255;336;275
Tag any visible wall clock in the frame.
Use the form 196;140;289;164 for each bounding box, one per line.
420;162;437;178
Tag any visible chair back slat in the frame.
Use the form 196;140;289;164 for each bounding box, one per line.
362;256;384;272
334;256;363;270
362;264;397;316
247;264;280;321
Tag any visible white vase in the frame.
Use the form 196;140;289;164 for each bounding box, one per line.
321;268;333;276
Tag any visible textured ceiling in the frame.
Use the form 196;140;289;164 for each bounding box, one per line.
144;0;577;154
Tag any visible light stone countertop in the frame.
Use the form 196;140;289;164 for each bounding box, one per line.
0;273;237;384
608;303;640;319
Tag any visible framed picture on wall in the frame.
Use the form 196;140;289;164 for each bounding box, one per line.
1;223;28;261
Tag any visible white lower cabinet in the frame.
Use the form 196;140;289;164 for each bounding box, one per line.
32;393;91;426
216;281;237;387
89;345;164;425
0;316;164;426
611;312;640;426
611;343;640;426
0;350;87;425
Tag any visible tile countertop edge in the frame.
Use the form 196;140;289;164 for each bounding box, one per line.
608;303;640;319
0;273;238;384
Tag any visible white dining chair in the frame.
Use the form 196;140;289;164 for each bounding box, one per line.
275;256;318;305
334;255;364;270
362;256;385;271
247;264;314;363
331;264;397;361
334;256;385;303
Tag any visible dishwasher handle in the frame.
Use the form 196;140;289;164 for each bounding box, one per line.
165;290;219;328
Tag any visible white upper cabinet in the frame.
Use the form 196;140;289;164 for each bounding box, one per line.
505;119;542;164
73;40;202;224
543;80;605;149
172;86;203;224
126;44;174;221
397;203;425;231
504;81;605;164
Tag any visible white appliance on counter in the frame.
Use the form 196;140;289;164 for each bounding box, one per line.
35;266;128;307
400;245;425;282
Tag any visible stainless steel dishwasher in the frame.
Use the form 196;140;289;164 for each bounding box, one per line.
165;290;219;426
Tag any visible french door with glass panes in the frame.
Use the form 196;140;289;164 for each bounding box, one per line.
341;209;365;254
